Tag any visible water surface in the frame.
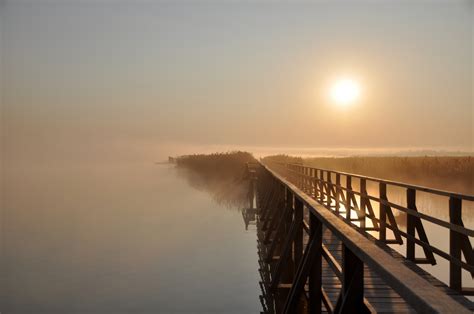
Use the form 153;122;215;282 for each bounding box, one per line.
2;162;260;313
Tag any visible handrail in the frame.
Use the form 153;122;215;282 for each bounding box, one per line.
260;162;471;313
285;165;474;236
280;161;474;201
266;160;474;296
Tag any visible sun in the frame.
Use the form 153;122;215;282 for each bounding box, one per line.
330;78;361;106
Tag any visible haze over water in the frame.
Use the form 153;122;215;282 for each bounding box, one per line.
1;1;473;312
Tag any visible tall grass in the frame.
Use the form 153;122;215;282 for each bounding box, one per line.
175;151;256;207
263;155;473;194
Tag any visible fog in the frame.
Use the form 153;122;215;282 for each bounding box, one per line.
1;1;473;169
1;1;473;312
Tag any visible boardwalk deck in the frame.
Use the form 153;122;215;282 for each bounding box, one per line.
318;228;416;313
251;161;474;313
310;227;474;313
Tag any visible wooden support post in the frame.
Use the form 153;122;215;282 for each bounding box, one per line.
282;213;322;314
307;167;311;193
261;192;279;231
294;198;304;273
335;173;341;216
309;214;322;314
286;188;294;233
326;171;332;209
406;188;416;261
319;170;324;203
283;188;294;283
379;183;387;241
343;246;363;300
300;166;304;188
305;167;309;193
270;218;299;291
314;169;319;199
302;167;306;192
334;245;369;313
346;176;352;221
360;178;367;230
406;188;436;264
450;197;462;292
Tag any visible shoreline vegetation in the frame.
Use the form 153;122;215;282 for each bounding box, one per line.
262;155;473;195
172;152;473;199
174;152;257;208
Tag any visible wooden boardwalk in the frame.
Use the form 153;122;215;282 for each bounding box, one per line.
319;228;416;313
250;162;474;313
317;228;472;313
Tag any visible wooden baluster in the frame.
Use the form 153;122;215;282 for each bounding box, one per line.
346;176;352;221
406;188;416;261
379;183;388;241
302;167;305;191
360;178;367;230
294;198;304;272
304;167;309;193
300;166;303;188
449;196;462;292
326;171;332;209
314;169;319;200
309;213;322;314
319;170;324;203
334;245;369;313
335;173;341;215
284;188;294;283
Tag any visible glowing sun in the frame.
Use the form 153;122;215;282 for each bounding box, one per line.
330;78;361;106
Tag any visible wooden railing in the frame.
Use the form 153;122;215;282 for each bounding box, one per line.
254;162;472;313
266;160;474;295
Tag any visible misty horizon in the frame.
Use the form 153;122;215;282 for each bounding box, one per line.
2;1;473;167
1;1;473;313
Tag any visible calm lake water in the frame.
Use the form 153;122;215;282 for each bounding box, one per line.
2;163;261;313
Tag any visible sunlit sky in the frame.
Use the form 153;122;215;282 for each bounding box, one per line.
1;1;473;163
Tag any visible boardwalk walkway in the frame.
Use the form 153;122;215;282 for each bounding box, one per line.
250;162;474;313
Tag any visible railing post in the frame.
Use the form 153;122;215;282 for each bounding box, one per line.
304;167;311;193
294;197;304;273
335;173;341;215
319;170;324;203
379;182;387;241
315;169;320;201
346;176;352;221
309;213;322;314
449;196;462;292
343;245;364;301
334;244;368;313
406;188;416;261
302;167;306;192
360;178;367;230
282;187;295;284
326;171;332;209
300;166;304;189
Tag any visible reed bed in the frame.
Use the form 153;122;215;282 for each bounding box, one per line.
263;155;473;195
175;151;256;208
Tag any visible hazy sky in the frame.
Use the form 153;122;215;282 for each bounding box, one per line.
1;1;473;162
